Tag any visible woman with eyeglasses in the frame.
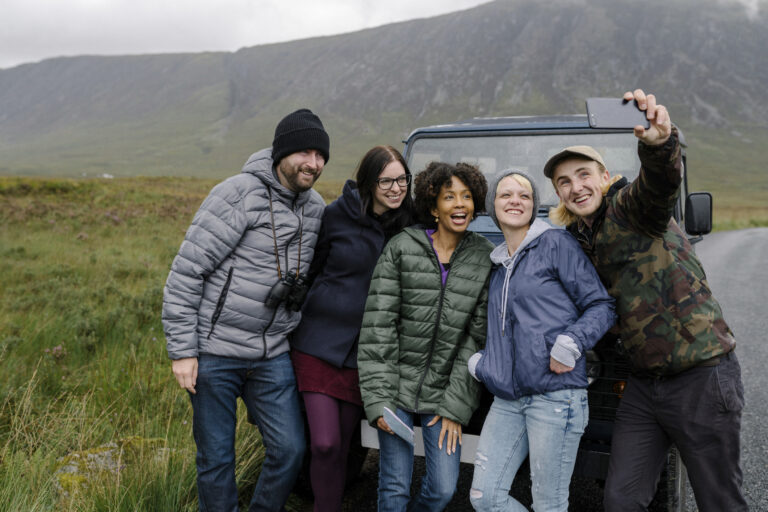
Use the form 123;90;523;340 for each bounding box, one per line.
290;145;414;511
358;161;494;512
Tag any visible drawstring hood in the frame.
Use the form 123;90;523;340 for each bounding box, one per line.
490;218;552;334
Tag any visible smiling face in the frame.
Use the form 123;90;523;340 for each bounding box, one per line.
431;176;475;236
371;160;408;215
552;158;610;222
275;149;325;193
494;175;534;230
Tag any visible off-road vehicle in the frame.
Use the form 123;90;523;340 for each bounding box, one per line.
360;113;713;511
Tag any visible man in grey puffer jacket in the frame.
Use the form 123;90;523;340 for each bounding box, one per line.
162;109;328;512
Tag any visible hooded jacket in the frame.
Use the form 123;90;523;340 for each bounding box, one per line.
162;148;325;361
474;218;615;401
290;180;388;368
358;227;494;426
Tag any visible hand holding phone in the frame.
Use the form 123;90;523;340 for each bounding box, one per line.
621;89;672;146
586;98;650;130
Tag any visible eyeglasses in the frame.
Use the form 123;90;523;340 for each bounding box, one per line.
376;174;411;190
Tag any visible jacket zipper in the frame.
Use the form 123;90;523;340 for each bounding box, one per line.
492;239;533;397
503;242;548;398
283;196;303;275
414;280;446;412
207;267;234;339
505;252;527;398
413;234;467;412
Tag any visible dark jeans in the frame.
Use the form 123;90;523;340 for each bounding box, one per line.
604;352;747;512
190;352;305;512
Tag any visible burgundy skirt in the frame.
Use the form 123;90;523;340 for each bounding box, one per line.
291;349;362;406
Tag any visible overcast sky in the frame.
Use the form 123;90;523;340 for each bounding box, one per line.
0;0;493;69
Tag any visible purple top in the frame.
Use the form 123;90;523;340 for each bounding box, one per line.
426;229;449;286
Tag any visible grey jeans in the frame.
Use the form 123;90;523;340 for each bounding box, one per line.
603;352;747;512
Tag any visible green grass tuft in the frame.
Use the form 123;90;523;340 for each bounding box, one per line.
0;176;336;511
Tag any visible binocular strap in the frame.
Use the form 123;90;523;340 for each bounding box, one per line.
267;187;304;280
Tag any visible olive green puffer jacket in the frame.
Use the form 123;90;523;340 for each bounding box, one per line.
358;227;494;426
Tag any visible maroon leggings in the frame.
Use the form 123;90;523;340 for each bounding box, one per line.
302;391;362;512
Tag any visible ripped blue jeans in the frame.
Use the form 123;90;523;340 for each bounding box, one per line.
469;389;588;512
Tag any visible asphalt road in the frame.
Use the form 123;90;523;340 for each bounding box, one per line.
303;228;768;512
694;227;768;512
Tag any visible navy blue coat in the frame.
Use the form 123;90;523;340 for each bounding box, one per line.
475;226;616;401
290;180;388;368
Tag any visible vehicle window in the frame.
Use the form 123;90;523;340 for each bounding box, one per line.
407;133;641;208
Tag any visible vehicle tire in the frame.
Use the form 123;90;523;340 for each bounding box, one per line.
648;446;688;512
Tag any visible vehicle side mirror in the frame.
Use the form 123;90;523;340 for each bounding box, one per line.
685;192;712;236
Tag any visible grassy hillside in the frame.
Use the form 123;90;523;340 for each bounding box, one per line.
0;176;345;510
685;124;768;230
0;173;763;509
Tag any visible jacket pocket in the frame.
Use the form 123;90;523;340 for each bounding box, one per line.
538;334;552;359
207;267;234;339
517;334;552;395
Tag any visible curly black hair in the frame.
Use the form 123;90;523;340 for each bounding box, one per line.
413;161;488;228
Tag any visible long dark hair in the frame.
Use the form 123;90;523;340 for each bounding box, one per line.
355;145;414;238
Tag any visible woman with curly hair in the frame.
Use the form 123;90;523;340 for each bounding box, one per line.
358;161;494;511
290;145;414;511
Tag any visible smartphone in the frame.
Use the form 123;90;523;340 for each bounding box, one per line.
586;98;650;129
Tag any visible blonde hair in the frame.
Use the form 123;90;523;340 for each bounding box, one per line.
507;173;533;193
548;174;623;226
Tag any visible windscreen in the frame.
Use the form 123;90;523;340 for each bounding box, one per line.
406;132;641;210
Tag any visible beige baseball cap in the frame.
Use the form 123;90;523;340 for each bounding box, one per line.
543;145;607;179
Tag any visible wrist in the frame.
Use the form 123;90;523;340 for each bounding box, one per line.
551;334;580;367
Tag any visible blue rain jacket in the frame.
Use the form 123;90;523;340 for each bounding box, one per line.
474;219;616;400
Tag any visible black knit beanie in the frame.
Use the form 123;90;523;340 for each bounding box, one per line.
486;169;540;228
272;109;330;165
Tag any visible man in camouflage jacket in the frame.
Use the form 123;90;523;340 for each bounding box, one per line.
543;90;746;512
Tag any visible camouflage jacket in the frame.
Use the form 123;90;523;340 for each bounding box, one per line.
567;130;735;376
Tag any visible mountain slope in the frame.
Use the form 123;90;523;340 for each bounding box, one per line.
0;0;766;207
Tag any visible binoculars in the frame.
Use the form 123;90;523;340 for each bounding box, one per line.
265;271;309;311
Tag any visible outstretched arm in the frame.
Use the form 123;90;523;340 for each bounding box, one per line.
618;89;682;237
